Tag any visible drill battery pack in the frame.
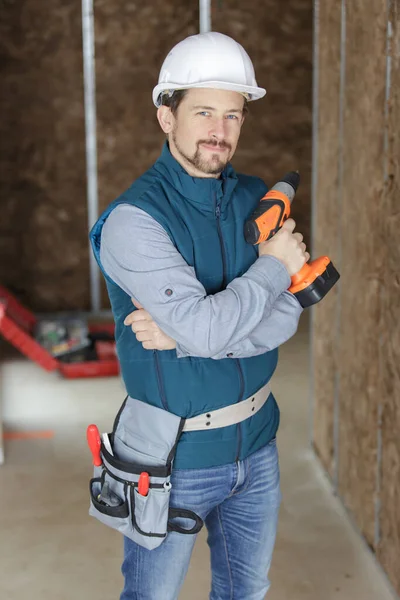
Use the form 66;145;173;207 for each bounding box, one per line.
293;260;340;308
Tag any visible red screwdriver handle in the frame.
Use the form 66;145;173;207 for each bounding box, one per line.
138;472;150;496
87;424;102;466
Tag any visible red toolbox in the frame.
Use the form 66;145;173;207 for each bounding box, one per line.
0;285;119;379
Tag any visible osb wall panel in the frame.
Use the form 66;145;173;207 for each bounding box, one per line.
378;1;400;593
311;0;342;479
213;0;313;245
337;0;387;547
94;1;198;308
0;1;89;312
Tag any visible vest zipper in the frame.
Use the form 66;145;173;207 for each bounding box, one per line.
215;193;245;462
153;350;169;411
215;197;226;285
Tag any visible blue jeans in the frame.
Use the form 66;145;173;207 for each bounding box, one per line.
121;438;281;600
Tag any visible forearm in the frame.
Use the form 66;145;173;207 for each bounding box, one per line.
107;251;290;358
176;291;303;359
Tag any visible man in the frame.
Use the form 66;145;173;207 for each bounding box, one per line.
90;31;309;600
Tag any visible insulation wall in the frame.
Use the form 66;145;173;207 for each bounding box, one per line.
378;0;400;585
311;0;342;479
312;0;400;594
0;1;312;312
0;1;88;312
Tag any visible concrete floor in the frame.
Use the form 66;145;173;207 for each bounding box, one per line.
0;315;397;600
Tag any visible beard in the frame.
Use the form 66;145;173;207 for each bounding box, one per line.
172;128;231;175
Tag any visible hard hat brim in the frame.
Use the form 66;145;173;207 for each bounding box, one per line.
153;81;267;108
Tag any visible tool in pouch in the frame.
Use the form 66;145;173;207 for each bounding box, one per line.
244;171;340;308
87;399;203;551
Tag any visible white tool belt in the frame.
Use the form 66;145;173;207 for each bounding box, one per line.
182;382;272;432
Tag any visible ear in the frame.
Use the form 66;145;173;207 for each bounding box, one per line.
157;106;175;134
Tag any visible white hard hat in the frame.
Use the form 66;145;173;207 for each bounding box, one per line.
152;32;266;108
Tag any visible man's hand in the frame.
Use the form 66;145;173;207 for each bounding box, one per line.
123;298;177;351
258;218;310;276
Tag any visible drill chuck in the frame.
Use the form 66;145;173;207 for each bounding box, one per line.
281;171;300;192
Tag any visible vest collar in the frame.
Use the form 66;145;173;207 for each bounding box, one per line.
154;142;238;212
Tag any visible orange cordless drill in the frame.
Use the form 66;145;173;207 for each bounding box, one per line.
244;172;340;308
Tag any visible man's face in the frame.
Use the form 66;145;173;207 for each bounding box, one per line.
162;88;246;178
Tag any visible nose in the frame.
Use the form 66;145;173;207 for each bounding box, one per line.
209;118;226;142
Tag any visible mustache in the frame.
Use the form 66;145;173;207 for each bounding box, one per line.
198;139;231;151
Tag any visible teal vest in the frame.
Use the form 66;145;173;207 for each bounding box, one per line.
90;143;280;469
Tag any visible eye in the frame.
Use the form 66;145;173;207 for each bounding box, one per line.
197;111;210;117
226;114;239;120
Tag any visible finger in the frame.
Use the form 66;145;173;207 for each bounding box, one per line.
131;297;143;310
131;321;152;334
142;341;155;350
281;218;296;233
125;309;152;326
293;232;303;243
304;252;310;262
300;242;307;252
124;311;147;326
123;311;136;325
136;331;153;343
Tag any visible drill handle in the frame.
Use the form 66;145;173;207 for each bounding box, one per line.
244;192;291;245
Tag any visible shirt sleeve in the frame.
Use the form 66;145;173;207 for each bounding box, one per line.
99;204;292;359
181;291;303;360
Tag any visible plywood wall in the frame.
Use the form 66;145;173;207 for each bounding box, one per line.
312;0;400;594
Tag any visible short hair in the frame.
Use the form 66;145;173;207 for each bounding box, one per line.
160;89;249;116
160;90;189;115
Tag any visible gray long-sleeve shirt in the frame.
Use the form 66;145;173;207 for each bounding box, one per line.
100;204;303;360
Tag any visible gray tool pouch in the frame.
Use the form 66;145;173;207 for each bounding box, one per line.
89;396;203;550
